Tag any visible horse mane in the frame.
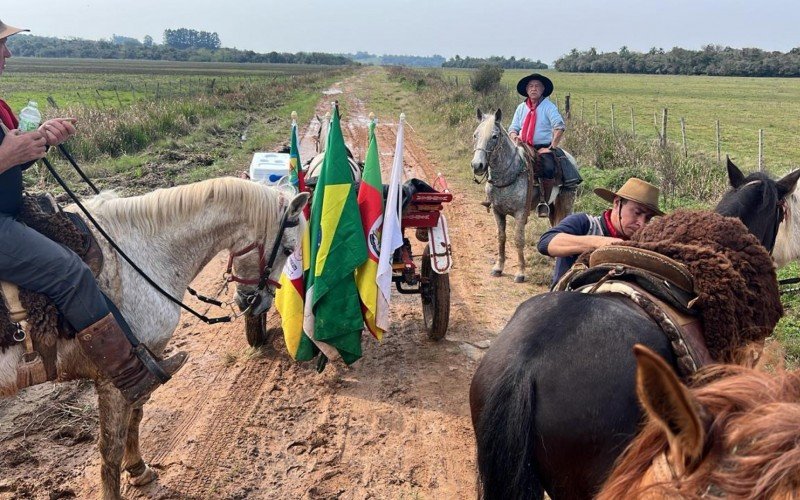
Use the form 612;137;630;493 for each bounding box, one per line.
84;177;284;237
773;191;800;267
599;364;800;499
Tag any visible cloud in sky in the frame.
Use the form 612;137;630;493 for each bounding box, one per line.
3;0;797;63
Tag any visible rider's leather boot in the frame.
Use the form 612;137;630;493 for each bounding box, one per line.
480;197;492;210
537;177;555;218
77;313;187;405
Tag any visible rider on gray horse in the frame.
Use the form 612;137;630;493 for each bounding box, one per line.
0;18;186;405
483;73;566;217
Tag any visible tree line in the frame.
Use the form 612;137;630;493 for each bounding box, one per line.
7;34;354;65
344;52;446;67
555;46;800;77
442;55;547;69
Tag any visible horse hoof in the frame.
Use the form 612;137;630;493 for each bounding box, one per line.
128;464;158;486
490;269;502;277
514;275;526;283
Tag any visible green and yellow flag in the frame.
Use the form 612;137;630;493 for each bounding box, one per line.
356;119;384;340
302;105;368;365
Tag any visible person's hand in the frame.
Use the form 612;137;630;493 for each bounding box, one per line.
0;128;48;168
39;118;77;146
537;147;552;154
599;236;624;247
510;133;520;144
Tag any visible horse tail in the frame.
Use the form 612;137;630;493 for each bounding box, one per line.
475;362;541;500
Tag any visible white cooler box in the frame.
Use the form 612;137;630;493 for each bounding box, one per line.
249;152;291;184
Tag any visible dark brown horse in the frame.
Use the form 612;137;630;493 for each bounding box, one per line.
598;345;800;499
469;160;800;499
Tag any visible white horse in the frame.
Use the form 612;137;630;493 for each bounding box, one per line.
0;177;308;499
773;187;800;267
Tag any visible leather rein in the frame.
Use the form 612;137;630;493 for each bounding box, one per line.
40;146;297;324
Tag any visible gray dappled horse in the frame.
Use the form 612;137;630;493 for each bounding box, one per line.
471;108;577;283
0;178;308;499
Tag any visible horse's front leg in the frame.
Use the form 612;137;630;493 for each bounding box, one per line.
123;406;158;486
550;188;576;227
491;210;507;277
514;212;528;283
96;381;133;500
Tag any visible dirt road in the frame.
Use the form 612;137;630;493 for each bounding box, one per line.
0;70;551;499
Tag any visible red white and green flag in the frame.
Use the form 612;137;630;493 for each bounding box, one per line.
302;105;368;365
356;119;385;340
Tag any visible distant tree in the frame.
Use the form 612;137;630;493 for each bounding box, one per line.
471;65;504;93
111;34;141;46
143;35;153;47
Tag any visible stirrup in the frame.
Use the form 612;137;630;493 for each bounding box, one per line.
536;202;550;218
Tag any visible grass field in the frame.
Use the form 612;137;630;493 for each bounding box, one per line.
442;68;800;173
1;58;349;194
2;57;338;110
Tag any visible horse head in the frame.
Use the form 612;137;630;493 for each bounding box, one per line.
715;157;800;253
314;112;331;154
471;108;505;178
598;345;800;499
230;188;309;317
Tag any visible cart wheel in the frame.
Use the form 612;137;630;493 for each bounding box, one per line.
245;311;272;347
421;246;450;340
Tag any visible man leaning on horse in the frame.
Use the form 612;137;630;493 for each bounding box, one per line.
0;19;186;405
538;177;663;287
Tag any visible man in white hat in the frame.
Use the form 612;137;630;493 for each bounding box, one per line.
0;19;187;403
537;177;663;286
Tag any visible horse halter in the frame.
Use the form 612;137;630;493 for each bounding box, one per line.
225;207;299;306
472;124;502;184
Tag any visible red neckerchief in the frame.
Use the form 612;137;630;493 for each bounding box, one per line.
602;209;625;239
0;99;18;130
519;98;538;146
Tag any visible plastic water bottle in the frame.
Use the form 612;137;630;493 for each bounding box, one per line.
18;100;41;132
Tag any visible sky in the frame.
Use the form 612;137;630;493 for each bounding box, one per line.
3;0;798;64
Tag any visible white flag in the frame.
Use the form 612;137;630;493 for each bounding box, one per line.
375;114;405;330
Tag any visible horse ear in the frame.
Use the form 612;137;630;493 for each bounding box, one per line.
287;192;310;219
776;169;800;199
495;108;502;122
633;345;705;471
726;156;746;189
476;108;483;121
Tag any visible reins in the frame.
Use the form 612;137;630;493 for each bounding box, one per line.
40;146;294;324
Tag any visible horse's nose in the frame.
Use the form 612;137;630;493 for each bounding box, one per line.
472;160;485;174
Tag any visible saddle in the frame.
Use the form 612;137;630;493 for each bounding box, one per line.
517;144;582;217
1;193;105;388
554;246;713;378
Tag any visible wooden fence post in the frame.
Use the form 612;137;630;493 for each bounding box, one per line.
610;103;616;135
680;117;687;158
630;107;636;138
565;94;571;120
660;108;668;148
716;120;721;163
594;100;598;125
113;86;123;108
759;129;764;171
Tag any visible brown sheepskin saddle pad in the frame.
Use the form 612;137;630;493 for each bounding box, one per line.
0;193;104;357
560;210;782;369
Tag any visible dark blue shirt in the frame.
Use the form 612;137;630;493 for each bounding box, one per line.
538;212;613;286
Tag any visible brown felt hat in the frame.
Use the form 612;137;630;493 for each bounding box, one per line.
594;177;663;216
0;20;28;40
516;73;554;97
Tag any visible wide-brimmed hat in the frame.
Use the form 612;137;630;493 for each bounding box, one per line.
594;177;663;216
0;20;28;40
516;73;554;97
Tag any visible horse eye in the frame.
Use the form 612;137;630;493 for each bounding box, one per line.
283;247;293;256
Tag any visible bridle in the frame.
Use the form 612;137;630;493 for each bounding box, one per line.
472;124;526;187
226;207;300;313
